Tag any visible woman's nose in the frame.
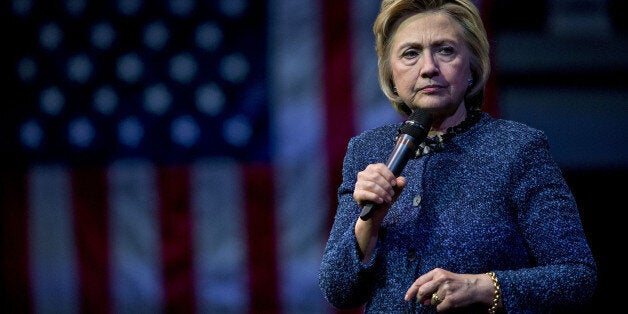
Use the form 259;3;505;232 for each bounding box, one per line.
419;53;439;78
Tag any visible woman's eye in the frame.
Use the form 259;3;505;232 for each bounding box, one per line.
402;50;419;58
438;46;454;55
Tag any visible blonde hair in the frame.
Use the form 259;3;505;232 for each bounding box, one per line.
373;0;490;115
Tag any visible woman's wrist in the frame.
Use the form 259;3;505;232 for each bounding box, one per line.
486;272;502;314
354;219;379;262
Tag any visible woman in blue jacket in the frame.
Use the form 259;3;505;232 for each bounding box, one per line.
318;0;597;313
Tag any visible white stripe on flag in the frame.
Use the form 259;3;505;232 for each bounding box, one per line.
109;159;163;313
191;158;248;313
351;0;402;133
270;0;401;312
29;164;79;314
269;0;331;312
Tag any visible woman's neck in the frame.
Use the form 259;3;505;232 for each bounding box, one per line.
429;103;467;137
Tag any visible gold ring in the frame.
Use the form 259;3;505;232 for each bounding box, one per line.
431;292;442;306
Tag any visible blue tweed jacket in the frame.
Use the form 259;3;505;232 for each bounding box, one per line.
319;112;597;313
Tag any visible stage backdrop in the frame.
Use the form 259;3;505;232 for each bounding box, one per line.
1;0;496;313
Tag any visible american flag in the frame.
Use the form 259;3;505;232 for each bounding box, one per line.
1;0;497;313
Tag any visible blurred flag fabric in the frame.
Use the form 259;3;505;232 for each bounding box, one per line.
1;0;497;313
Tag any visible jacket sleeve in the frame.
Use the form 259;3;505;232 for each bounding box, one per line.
496;128;597;312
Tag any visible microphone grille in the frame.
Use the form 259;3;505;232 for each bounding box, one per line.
399;108;433;139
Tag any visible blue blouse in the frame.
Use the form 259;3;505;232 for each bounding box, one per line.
319;112;597;313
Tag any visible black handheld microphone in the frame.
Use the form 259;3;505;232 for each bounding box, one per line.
359;108;433;221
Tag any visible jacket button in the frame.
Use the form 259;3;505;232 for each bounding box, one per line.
413;195;421;206
408;250;417;261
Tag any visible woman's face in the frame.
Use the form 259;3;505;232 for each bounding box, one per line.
390;12;472;116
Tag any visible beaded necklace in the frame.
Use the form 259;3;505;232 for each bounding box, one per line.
411;108;482;158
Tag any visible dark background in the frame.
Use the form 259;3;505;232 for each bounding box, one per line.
490;0;627;312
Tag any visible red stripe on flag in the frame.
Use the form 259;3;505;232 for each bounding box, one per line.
1;168;32;313
479;0;501;118
323;1;363;313
157;165;196;313
243;163;279;311
323;0;356;215
71;167;111;314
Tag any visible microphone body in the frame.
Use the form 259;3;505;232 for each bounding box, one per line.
359;109;432;221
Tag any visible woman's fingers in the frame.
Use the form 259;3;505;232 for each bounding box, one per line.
354;163;397;205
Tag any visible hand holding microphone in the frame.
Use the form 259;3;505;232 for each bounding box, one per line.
359;108;433;221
